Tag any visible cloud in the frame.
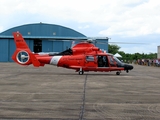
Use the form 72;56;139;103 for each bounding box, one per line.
0;26;3;32
118;42;158;54
0;0;160;53
78;25;90;29
99;0;160;37
1;0;160;36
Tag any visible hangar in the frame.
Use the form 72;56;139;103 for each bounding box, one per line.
0;23;108;62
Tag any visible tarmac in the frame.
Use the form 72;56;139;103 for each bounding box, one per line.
0;62;160;120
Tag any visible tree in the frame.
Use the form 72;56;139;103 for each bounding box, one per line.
108;44;157;61
108;44;120;54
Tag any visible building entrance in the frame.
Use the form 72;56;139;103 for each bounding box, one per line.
34;39;42;53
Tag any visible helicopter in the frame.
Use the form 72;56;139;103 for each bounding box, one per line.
12;32;133;75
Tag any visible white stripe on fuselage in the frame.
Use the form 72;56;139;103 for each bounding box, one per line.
50;56;62;65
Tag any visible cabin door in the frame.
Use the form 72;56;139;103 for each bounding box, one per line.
97;55;109;67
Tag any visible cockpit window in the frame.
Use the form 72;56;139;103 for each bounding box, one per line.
108;56;114;64
113;56;122;64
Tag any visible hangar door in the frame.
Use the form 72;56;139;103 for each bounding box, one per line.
0;39;9;62
42;40;53;52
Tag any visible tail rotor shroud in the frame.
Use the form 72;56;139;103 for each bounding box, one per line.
16;51;29;64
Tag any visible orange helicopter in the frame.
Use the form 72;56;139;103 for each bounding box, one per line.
12;32;133;75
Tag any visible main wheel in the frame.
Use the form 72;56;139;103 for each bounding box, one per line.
79;71;84;75
116;71;120;75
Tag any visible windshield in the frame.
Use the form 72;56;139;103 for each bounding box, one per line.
113;56;122;64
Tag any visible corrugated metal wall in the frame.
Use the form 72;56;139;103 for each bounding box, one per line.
53;41;63;52
63;41;72;50
0;39;9;61
8;39;16;61
42;40;53;52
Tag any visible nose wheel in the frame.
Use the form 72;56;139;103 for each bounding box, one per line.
116;71;121;75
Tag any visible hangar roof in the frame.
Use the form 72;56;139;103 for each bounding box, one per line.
0;23;86;39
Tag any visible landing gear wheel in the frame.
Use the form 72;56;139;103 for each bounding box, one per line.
116;71;120;75
79;71;84;75
79;68;84;75
126;70;129;73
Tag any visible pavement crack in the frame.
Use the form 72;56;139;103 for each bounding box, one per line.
79;74;88;120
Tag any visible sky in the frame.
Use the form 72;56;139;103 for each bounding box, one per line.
0;0;160;54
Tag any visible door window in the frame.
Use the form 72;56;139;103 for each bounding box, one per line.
86;56;94;61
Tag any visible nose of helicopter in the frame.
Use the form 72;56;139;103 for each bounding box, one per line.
124;64;134;71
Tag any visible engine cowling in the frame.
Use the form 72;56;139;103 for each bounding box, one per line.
92;47;100;51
